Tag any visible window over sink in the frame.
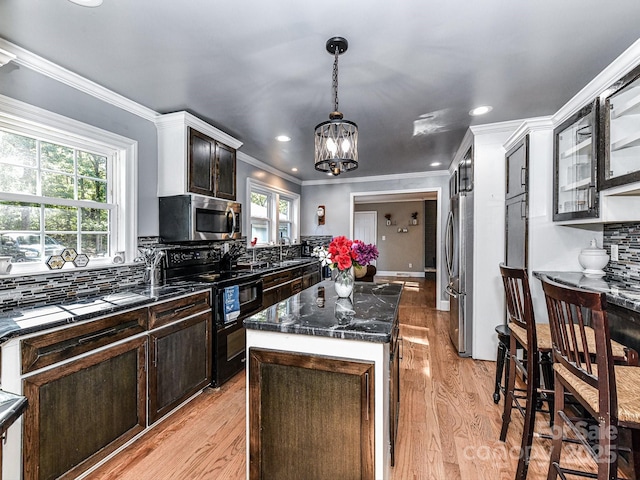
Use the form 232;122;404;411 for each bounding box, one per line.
248;178;299;246
0;95;137;272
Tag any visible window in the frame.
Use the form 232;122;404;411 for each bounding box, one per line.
0;95;137;272
248;179;299;245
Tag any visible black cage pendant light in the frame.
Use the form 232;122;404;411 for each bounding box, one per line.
314;37;358;176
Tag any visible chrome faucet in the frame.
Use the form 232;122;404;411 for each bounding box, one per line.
280;236;291;245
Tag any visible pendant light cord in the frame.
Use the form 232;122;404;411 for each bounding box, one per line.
332;47;339;113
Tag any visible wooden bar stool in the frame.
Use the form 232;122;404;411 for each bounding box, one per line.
540;276;640;480
499;264;555;480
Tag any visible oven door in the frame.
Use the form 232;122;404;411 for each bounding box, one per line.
214;319;246;387
238;278;263;319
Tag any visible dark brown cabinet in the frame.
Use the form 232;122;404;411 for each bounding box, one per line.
187;127;236;200
188;128;216;197
248;348;375;480
148;291;212;423
22;336;147;480
215;141;237;200
261;262;320;309
389;323;401;467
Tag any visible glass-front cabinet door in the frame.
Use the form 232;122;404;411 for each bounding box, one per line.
553;101;599;221
600;64;640;190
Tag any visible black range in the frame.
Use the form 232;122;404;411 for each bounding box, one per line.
162;246;263;387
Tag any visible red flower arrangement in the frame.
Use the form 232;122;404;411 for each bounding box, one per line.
327;236;356;270
319;236;378;272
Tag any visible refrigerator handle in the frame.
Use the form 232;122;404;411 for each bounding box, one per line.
520;197;527;219
445;211;453;277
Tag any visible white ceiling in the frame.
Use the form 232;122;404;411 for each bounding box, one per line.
1;1;640;181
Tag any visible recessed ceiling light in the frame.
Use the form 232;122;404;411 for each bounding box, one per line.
430;162;441;167
469;105;493;116
291;167;298;172
275;135;291;142
68;0;103;6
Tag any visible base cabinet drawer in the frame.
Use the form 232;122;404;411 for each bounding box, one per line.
21;307;147;374
22;336;147;480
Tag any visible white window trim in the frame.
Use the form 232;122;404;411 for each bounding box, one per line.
0;93;138;273
246;178;299;246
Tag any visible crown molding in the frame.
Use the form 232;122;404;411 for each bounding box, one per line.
301;169;448;186
469;119;524;136
503;116;554;150
0;47;16;67
155;111;243;149
237;151;302;185
0;37;159;122
553;38;640;125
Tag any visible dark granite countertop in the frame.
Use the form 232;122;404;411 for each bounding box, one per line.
238;257;319;276
0;389;27;436
243;279;403;343
0;284;211;344
533;271;640;313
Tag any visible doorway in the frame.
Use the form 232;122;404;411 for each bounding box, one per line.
349;188;444;310
354;211;377;267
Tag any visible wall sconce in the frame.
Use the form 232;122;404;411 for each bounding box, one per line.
411;212;418;225
317;205;325;225
384;214;392;226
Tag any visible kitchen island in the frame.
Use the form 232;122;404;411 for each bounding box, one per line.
244;279;403;480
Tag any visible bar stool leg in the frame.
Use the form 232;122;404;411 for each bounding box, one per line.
632;429;640;480
500;335;518;442
515;352;540;480
494;325;510;404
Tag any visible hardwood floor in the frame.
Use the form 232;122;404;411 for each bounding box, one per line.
86;277;631;479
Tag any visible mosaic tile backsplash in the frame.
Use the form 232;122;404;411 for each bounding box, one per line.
603;222;640;281
0;235;335;313
0;263;146;313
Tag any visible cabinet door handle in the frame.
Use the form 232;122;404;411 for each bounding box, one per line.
153;339;158;367
588;186;595;209
520;167;527;188
399;337;404;360
78;327;118;344
174;304;196;314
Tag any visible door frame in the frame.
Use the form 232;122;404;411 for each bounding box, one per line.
349;188;444;311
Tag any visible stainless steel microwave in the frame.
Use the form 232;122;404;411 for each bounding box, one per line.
159;195;241;242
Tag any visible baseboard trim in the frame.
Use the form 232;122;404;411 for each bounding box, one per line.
376;271;425;278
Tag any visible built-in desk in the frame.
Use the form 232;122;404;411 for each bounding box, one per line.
534;271;640;354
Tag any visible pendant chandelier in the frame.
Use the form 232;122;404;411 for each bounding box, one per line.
314;37;359;176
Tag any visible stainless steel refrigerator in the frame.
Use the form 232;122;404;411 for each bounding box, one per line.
445;147;474;357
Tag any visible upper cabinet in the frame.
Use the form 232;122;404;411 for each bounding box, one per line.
553;100;599;221
157;112;242;200
599;63;640;190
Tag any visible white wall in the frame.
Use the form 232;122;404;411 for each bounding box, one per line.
301;172;449;303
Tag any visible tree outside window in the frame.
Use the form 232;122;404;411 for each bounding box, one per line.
0;129;112;263
248;181;299;246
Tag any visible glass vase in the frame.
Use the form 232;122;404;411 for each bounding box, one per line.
334;268;354;298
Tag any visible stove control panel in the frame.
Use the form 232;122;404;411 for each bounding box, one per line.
166;248;218;267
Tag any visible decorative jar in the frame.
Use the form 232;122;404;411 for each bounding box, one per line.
578;239;609;276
